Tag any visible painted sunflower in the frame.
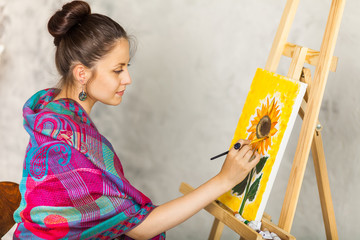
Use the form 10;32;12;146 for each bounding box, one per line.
247;97;280;155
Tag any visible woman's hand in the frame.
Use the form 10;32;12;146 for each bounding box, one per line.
126;139;261;240
217;139;261;189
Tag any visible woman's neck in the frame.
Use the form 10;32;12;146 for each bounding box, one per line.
53;87;96;115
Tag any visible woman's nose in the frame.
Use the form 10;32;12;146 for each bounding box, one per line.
121;70;132;85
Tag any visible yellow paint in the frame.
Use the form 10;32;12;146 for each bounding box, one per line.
218;68;302;221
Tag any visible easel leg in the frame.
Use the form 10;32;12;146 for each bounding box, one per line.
208;217;225;240
312;131;339;240
298;68;339;239
278;0;345;231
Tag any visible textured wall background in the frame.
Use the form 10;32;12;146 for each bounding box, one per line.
0;0;358;239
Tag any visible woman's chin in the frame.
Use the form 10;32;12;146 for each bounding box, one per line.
100;97;122;106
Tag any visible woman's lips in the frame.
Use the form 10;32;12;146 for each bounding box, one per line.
116;90;125;96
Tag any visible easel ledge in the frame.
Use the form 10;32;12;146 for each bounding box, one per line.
179;182;295;240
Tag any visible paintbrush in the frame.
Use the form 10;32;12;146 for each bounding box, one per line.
210;136;268;160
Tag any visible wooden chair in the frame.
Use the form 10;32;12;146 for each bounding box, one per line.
0;181;21;238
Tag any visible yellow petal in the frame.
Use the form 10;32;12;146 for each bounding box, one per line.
251;117;260;125
270;127;278;136
261;141;266;155
261;105;267;117
248;132;256;140
268;99;274;115
272;109;281;121
247;124;256;133
266;138;271;148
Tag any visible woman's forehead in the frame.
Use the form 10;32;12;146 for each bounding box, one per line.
100;39;130;66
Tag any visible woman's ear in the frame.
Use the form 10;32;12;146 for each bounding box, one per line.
72;64;91;85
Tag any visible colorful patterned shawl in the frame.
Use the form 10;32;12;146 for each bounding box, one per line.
14;88;165;240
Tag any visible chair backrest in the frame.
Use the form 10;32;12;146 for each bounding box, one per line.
0;181;21;237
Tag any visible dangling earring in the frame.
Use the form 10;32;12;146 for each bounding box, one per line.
78;85;87;101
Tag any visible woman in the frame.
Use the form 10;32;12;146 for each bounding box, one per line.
13;1;260;239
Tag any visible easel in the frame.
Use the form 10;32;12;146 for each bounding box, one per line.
179;0;345;239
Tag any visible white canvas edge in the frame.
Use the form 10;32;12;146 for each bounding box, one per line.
254;79;307;222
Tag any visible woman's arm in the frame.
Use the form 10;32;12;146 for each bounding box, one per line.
126;139;260;240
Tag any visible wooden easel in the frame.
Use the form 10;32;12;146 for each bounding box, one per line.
179;0;345;239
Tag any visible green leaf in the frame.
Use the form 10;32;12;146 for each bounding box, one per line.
232;174;249;196
247;174;262;201
256;156;269;174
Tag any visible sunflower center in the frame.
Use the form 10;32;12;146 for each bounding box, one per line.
256;115;271;138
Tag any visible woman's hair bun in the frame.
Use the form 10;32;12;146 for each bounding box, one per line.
48;1;91;46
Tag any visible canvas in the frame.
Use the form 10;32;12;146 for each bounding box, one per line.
218;68;307;222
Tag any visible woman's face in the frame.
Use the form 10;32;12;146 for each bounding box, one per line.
86;38;132;106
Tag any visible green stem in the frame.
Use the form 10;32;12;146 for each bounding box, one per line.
239;168;255;215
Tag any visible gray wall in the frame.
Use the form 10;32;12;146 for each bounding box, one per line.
0;0;358;239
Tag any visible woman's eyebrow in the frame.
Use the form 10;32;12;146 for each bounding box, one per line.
114;59;131;68
114;63;127;68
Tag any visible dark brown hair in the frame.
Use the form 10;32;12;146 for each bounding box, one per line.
48;1;129;89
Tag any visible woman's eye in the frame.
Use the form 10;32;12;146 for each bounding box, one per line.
114;69;123;74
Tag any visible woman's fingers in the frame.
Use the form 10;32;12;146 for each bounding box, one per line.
249;151;261;165
220;139;263;187
231;139;248;151
239;145;253;158
229;139;250;155
243;147;255;160
230;139;261;163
